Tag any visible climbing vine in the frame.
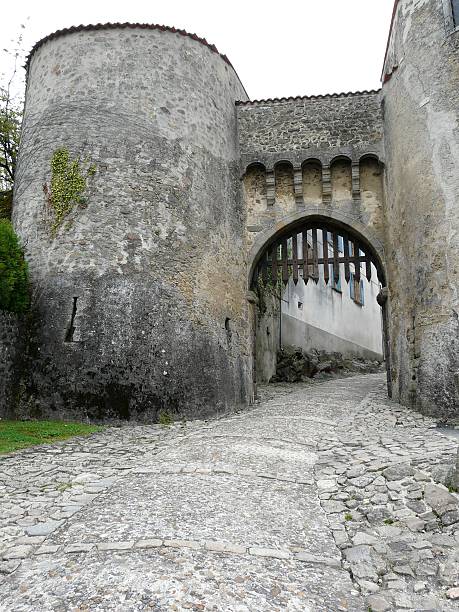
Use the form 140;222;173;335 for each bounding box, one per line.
255;243;293;315
255;271;282;316
43;148;96;236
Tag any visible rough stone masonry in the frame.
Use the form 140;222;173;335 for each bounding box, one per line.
3;0;459;422
1;375;458;610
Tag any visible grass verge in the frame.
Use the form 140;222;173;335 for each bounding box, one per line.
0;420;102;454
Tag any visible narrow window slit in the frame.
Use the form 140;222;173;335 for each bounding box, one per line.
225;317;232;345
65;297;78;342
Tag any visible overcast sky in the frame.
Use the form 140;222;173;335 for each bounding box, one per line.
2;0;394;101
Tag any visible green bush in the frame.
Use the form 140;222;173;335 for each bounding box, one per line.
0;219;29;313
0;190;13;220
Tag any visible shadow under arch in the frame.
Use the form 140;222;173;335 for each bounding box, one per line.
244;161;267;173
358;152;384;165
246;207;391;398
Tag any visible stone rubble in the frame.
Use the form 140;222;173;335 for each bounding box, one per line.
271;346;384;383
0;373;457;610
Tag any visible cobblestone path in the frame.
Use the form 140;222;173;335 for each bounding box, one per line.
1;374;458;611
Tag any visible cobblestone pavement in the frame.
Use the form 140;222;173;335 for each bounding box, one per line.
1;373;458;611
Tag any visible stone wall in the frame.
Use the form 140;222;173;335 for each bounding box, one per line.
13;25;250;422
255;293;280;383
241;92;388;397
281;266;383;360
0;311;23;417
237;91;383;160
382;0;459;422
240;93;387;287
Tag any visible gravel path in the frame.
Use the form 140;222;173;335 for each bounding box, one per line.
1;373;458;611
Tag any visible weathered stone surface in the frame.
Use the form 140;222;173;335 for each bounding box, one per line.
12;25;250;422
64;543;94;554
344;545;372;564
25;520;64;537
248;547;290;560
34;545;59;555
1;374;458;610
424;484;458;517
446;587;459;601
238;91;383;158
0;561;20;575
352;532;378;546
366;594;391;612
135;539;162;549
2;545;32;560
0;311;26;418
382;463;414;481
3;2;458;427
382;0;459;422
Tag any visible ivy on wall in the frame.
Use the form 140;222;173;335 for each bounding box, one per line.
44;148;96;236
0;219;29;313
255;272;282;316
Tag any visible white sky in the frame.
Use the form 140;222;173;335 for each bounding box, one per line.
2;0;394;101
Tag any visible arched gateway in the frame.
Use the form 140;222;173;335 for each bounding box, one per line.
248;213;386;288
246;213;391;396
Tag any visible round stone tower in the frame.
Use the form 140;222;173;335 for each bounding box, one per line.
13;24;250;420
382;1;459;421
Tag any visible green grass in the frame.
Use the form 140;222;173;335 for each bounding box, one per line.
0;420;102;454
158;410;173;426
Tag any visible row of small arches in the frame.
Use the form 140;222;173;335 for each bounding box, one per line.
243;155;384;207
244;153;382;172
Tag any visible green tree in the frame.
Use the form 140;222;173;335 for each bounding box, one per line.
0;219;29;312
0;91;21;219
1;23;26;219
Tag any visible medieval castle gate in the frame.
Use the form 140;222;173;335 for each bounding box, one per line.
3;0;459;422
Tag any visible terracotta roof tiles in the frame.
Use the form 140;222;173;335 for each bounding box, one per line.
235;89;381;106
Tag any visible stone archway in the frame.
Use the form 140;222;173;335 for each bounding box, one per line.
247;210;391;397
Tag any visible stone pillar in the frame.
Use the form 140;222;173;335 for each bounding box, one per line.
322;164;332;204
293;166;304;208
266;169;275;206
351;161;360;202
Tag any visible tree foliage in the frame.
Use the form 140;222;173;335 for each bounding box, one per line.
1;23;26;219
0;219;29;313
0;93;21;219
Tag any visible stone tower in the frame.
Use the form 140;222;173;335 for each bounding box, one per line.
13;24;250;420
382;0;459;420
